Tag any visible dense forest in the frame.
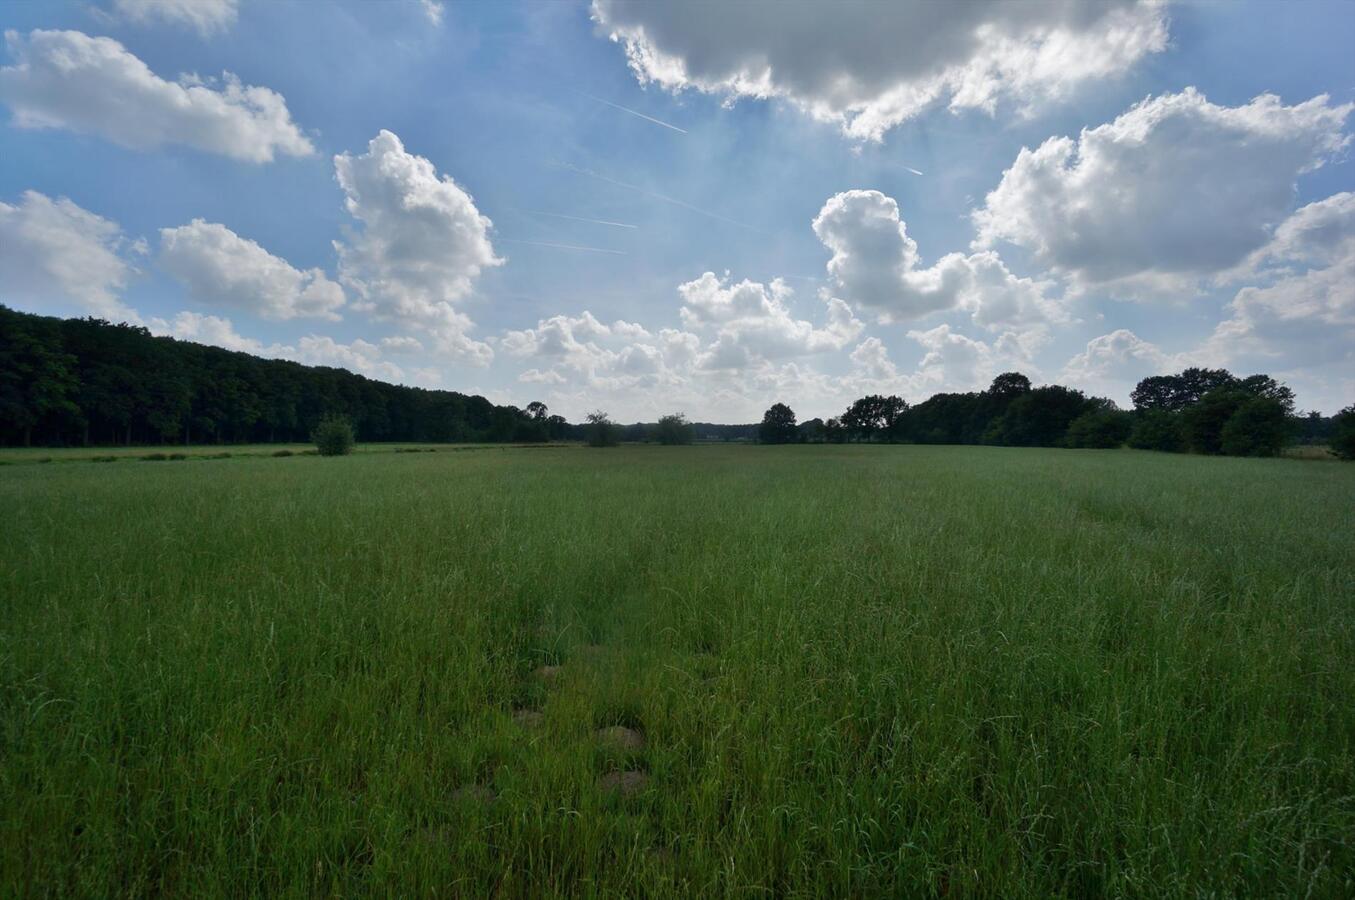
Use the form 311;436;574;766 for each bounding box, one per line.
0;305;570;446
3;305;1351;457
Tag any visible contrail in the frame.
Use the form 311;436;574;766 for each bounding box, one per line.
557;162;760;232
579;91;688;134
524;210;638;229
500;238;626;255
905;166;925;176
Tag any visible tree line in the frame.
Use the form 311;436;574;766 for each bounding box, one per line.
0;305;572;446
5;304;1352;458
756;370;1355;459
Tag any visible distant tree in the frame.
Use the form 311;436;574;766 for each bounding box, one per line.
759;403;798;444
585;410;620;447
1235;374;1296;414
798;417;826;443
1331;406;1355;461
824;417;847;443
545;414;570;441
984;386;1094;447
1127;410;1183;452
1220;397;1293;457
989;372;1032;398
313;415;355;456
1132;367;1237;412
1066;408;1132;449
526;401;548;420
655;412;695;445
1181;388;1248;454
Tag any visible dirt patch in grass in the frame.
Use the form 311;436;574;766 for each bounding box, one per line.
512;709;544;728
595;725;645;751
598;770;650;796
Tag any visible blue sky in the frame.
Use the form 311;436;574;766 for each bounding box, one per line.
1;0;1352;419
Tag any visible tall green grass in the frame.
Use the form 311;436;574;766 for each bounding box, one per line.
2;445;1351;896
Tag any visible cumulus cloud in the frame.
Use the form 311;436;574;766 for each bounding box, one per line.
0;190;140;319
333;130;500;365
154;311;406;381
1203;194;1355;374
112;0;239;35
1061;328;1174;402
974;89;1353;294
813;189;1061;329
676;271;862;366
592;0;1168;141
158;220;344;321
0;30;312;163
906;323;1034;395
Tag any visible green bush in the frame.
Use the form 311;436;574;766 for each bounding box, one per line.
655;413;695;446
1329;406;1355;461
1220;397;1292;457
312;417;355;456
272;449;295;458
1066;410;1132;449
1128;410;1183;452
585;411;620;448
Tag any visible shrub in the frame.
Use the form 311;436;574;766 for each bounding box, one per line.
312;417;355;456
1327;405;1355;461
1220;397;1292;457
1066;409;1132;449
1128;410;1183;452
272;449;295;458
585;411;620;448
141;453;168;462
655;413;695;446
91;455;118;463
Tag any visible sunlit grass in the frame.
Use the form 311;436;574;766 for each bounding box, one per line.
2;445;1351;896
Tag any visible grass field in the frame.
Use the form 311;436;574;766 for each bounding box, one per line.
2;445;1352;896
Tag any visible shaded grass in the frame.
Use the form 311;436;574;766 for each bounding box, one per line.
1;445;1352;896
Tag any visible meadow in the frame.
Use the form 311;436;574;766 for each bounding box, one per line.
2;444;1352;897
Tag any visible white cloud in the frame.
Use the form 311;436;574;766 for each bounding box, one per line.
418;0;445;27
333;130;499;365
974;89;1353;294
154;311;406;381
0;190;139;319
592;0;1168;141
1061;329;1174;403
676;271;862;365
379;335;425;355
112;0;239;36
812;189;1061;329
0;30;312;163
906;323;1033;395
158;220;344;321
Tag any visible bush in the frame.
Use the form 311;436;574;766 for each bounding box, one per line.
1128;409;1183;452
655;413;695;445
141;453;168;462
1220;397;1292;457
585;411;619;448
1328;406;1355;461
312;416;355;456
272;449;294;458
1066;409;1132;449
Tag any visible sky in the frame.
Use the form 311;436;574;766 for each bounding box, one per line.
1;0;1352;421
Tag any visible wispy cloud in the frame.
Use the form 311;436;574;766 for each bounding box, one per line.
556;162;760;232
501;238;626;255
523;210;637;229
905;166;924;176
578;91;688;134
